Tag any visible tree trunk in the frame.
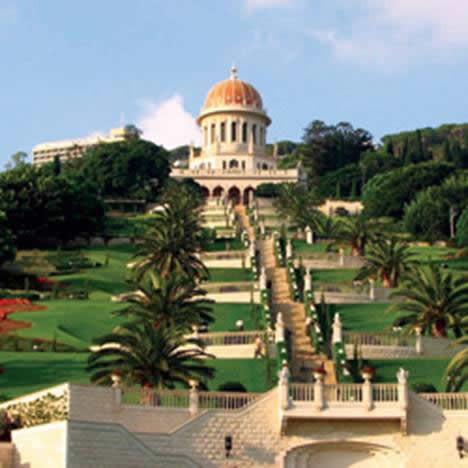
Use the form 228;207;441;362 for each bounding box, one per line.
431;320;447;337
381;273;392;289
351;246;362;256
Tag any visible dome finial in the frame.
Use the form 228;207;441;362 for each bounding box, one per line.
230;64;238;80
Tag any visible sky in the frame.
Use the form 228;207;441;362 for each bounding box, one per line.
2;0;468;166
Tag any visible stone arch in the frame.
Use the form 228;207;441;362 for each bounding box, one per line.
282;441;403;468
229;159;239;169
227;186;241;205
200;186;210;199
212;186;224;198
243;186;255;206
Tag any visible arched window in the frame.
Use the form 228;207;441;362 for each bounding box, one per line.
211;124;216;144
257;163;260;170
252;124;257;145
262;163;268;170
231;122;237;142
222;161;227;170
242;122;248;143
229;159;239;169
220;122;226;142
241;161;246;170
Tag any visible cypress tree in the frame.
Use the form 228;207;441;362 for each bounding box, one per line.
416;130;425;162
443;140;452;162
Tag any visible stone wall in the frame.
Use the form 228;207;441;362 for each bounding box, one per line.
12;421;67;468
0;444;13;468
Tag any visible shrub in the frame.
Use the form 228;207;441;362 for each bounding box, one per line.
217;382;247;393
411;382;437;393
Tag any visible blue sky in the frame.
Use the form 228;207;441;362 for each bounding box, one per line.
2;0;468;167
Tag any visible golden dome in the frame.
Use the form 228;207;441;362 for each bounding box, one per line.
200;66;265;116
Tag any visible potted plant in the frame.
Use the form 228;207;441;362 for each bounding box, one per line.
360;365;376;381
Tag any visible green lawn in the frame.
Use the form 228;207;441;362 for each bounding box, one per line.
0;352;90;400
293;240;329;253
0;353;275;401
207;268;252;283
13;293;127;348
335;303;399;332
205;358;275;392
210;303;261;332
312;269;359;284
104;214;158;237
203;239;245;252
369;359;468;391
54;244;137;295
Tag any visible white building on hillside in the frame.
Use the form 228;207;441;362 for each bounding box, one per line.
32;126;141;166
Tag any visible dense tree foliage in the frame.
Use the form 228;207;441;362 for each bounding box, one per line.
382;123;468;168
0;165;105;247
255;183;282;198
362;161;456;218
403;174;468;240
278;121;373;182
456;207;468;247
0;210;15;266
78;140;170;201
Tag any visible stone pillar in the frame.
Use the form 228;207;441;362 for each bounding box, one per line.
245;254;251;268
369;279;375;301
332;313;342;344
249;190;254;206
339;248;345;267
286;239;292;259
253;209;258;222
260;221;265;236
279;364;291;410
313;372;325;411
304;269;312;292
305;226;313;245
189;380;199;415
397;368;409;411
415;326;423;355
362;374;373;411
259;266;267;290
249;240;256;259
275;312;285;343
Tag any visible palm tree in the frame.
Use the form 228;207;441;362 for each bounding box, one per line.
131;197;208;282
117;272;214;332
275;183;323;230
331;214;379;256
354;238;417;288
444;332;468;392
388;263;468;337
87;322;215;389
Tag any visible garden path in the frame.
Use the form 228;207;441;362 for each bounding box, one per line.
260;238;337;384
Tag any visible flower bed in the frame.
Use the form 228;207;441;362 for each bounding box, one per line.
0;299;47;321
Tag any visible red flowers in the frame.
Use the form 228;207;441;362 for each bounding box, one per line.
0;299;47;320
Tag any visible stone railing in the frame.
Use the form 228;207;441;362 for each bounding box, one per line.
123;387;260;412
279;367;410;433
195;331;265;346
172;168;299;178
344;332;416;348
199;391;260;410
419;393;468;410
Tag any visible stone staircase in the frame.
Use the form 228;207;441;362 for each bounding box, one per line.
235;205;255;241
235;205;336;384
259;238;334;383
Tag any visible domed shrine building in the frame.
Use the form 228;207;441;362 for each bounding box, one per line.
172;66;303;204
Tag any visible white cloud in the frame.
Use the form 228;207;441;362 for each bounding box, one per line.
310;0;468;68
245;0;294;10
137;95;200;150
